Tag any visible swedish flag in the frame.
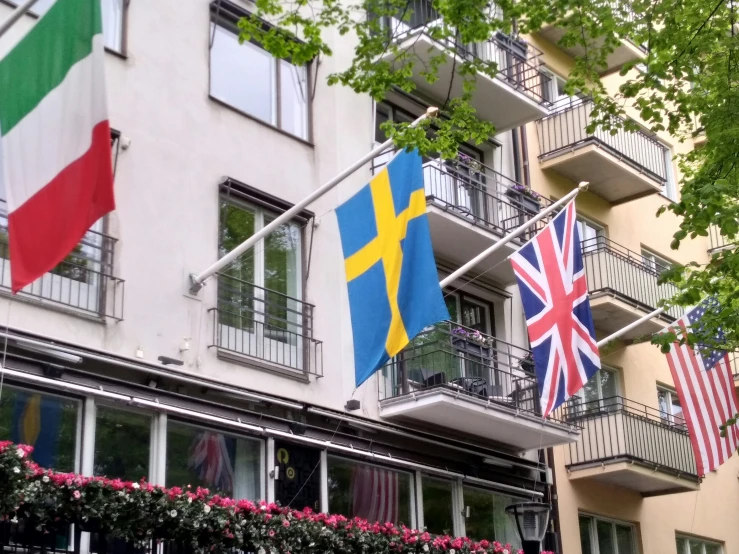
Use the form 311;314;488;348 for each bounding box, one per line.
336;149;449;386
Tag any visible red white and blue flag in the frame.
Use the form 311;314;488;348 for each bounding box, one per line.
510;200;601;417
188;432;234;492
351;464;399;524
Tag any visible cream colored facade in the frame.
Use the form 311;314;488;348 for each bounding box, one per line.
0;1;735;553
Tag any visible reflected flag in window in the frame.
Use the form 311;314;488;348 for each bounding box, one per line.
351;464;399;524
188;431;235;492
11;392;61;468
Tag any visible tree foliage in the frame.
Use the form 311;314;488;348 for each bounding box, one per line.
236;0;739;350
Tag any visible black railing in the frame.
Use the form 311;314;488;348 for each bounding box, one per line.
380;321;564;422
556;395;698;478
380;0;550;105
373;154;557;243
581;237;682;320
0;221;124;320
211;273;323;376
536;98;668;185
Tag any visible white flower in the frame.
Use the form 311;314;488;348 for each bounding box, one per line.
170;510;178;518
42;476;49;483
203;505;211;514
187;497;193;504
261;505;267;511
16;449;25;458
423;546;429;552
10;517;18;524
258;548;266;554
503;550;509;554
12;467;20;474
450;549;456;554
131;483;140;489
119;491;125;496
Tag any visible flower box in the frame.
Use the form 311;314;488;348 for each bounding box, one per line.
505;189;541;216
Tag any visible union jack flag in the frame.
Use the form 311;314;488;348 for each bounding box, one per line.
188;431;234;493
510;200;601;417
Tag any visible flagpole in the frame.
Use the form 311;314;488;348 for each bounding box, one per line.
438;181;590;289
0;0;39;39
596;307;665;348
188;107;439;294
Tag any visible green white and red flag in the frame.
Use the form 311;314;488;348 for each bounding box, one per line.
0;0;115;292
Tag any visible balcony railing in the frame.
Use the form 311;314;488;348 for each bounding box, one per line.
380;0;550;105
0;220;124;320
373;153;557;243
210;274;323;376
380;321;558;421
536;98;668;185
581;237;682;320
556;395;698;478
708;225;736;252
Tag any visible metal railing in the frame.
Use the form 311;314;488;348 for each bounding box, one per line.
211;273;323;376
0;219;124;320
379;321;565;422
556;395;698;478
581;237;682;320
373;153;558;243
536;98;668;185
380;0;551;105
708;225;736;252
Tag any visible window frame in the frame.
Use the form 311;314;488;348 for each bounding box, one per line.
569;366;620;417
676;535;723;554
579;513;639;554
640;248;672;275
576;216;606;253
209;5;312;142
657;386;686;428
460;484;525;547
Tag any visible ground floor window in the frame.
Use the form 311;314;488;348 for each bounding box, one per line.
422;476;456;535
327;456;414;527
676;535;722;554
579;514;637;554
94;406;152;481
462;486;521;548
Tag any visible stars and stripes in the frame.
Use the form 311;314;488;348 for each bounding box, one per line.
351;464;399;524
188;432;234;493
664;298;739;476
510;200;601;417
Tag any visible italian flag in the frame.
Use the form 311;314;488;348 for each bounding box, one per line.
0;0;115;293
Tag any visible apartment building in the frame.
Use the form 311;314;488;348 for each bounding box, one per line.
0;1;734;553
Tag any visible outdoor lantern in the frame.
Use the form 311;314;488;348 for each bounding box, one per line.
505;502;551;554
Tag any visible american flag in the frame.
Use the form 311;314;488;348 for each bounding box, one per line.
664;298;739;476
351;464;399;524
188;432;234;492
510;200;601;417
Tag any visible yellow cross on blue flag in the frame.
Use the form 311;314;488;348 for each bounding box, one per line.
336;149;450;386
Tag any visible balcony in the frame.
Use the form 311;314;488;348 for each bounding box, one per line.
582;238;680;339
708;225;736;253
537;2;646;74
558;396;700;495
210;274;323;377
0;221;124;320
378;321;580;450
378;1;550;132
374;153;558;284
536;99;669;204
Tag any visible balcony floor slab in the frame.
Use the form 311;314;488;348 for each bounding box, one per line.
567;460;700;496
590;294;669;340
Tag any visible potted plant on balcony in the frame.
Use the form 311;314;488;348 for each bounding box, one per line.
451;326;493;357
519;351;536;374
506;184;541;216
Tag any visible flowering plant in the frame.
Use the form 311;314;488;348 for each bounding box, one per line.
451;327;494;348
0;442;557;554
457;153;482;172
507;184;542;202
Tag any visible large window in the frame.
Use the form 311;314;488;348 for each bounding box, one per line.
0;385;79;472
462;487;521;548
217;194;308;370
676;535;722;554
658;387;685;426
422;477;455;535
93;406;151;481
11;0;126;53
579;514;637;554
327;456;414;526
210;19;309;140
166;421;261;499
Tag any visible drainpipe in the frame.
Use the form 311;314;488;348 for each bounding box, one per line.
546;447;564;554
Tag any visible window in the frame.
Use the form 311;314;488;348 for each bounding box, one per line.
577;217;606;253
663;148;678;201
210;18;309;140
579;514;637;554
217;192;310;371
570;367;620;415
0;385;80;472
658;387;685;426
462;486;521;548
676;535;722;554
166;421;262;499
422;477;455;535
94;406;151;481
327;456;414;526
641;249;671;274
12;0;126;53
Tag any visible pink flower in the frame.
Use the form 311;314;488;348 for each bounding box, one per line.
72;490;81;500
268;530;275;537
282;520;290;528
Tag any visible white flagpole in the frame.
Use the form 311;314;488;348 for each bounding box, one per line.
438;181;590;289
0;0;40;39
188;106;439;294
596;307;666;348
